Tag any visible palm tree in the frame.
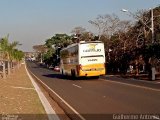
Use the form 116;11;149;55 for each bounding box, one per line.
8;41;20;72
0;36;11;75
12;49;24;68
0;35;22;77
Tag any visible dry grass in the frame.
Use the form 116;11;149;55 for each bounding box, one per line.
0;64;48;120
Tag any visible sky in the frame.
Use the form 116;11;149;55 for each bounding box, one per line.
0;0;159;52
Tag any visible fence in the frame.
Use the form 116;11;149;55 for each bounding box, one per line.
0;60;20;79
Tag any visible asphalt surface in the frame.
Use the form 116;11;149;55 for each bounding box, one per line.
26;61;160;120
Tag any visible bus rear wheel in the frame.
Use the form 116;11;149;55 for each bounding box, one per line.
61;69;64;75
71;69;76;79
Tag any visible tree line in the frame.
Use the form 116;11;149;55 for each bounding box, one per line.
33;6;160;76
0;35;24;79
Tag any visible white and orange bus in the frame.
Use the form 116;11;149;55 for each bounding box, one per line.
60;41;106;77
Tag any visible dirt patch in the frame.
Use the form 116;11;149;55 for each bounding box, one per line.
0;65;48;120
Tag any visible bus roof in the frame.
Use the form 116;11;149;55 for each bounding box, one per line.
61;41;103;51
61;43;78;51
79;40;102;44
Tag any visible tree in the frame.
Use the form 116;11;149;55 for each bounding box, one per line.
89;13;124;67
33;45;48;63
41;34;72;66
71;26;87;42
89;14;120;40
130;8;160;75
33;45;48;53
0;36;20;75
71;26;86;35
0;35;24;77
12;49;24;68
46;34;72;48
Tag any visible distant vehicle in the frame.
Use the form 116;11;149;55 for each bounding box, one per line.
60;41;106;77
27;57;35;61
54;66;60;72
31;57;36;61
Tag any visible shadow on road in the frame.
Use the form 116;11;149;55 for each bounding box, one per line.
42;73;99;81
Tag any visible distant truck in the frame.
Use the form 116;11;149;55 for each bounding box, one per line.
60;41;106;77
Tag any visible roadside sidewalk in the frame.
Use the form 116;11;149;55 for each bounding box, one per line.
0;64;48;120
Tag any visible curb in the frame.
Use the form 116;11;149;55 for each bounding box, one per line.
25;63;60;120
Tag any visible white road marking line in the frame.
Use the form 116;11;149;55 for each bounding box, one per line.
25;64;60;120
101;79;160;92
10;86;35;90
106;76;159;84
152;115;160;120
129;79;160;85
26;65;86;120
73;84;82;88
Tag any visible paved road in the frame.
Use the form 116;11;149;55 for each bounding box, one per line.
26;61;160;120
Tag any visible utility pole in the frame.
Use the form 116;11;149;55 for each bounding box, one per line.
150;8;156;80
151;8;154;43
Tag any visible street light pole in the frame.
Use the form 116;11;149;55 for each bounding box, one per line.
151;8;154;43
